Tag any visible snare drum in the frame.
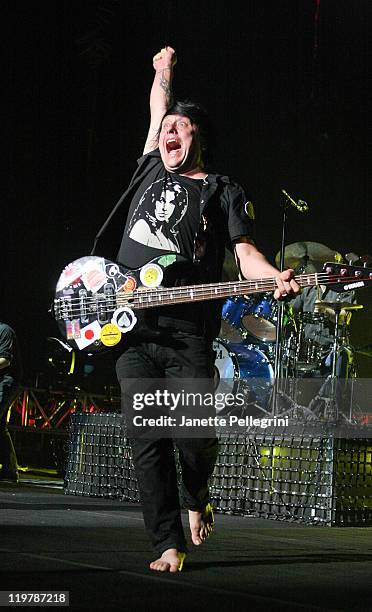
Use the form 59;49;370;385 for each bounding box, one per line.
296;312;328;372
301;312;327;326
213;338;274;412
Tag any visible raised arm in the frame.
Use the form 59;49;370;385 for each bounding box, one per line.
143;46;177;155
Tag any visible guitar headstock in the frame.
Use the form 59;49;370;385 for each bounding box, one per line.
322;261;372;292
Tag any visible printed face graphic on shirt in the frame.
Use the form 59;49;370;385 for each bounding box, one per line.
127;177;188;252
154;190;176;222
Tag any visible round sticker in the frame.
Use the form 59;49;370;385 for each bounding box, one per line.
140;263;163;288
123;276;137;292
100;323;122;347
111;307;137;334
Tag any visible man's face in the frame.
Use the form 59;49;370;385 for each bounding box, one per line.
159;114;200;172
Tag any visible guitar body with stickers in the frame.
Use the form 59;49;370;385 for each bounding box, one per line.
53;254;372;353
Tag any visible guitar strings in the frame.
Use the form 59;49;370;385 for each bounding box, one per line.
54;271;363;318
56;273;357;307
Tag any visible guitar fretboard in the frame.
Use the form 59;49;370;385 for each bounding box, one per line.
117;271;335;309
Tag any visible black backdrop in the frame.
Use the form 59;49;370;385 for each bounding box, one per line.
3;0;371;383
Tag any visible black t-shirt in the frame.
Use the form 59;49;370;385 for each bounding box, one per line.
114;154;253;338
0;323;23;383
117;169;203;269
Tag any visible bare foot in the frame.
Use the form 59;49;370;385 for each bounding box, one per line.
188;503;214;546
149;548;185;573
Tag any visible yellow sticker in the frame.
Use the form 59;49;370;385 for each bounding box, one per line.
140;263;163;288
100;323;122;347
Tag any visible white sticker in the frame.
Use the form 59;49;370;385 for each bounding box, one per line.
81;259;107;293
140;263;163;288
75;320;102;350
111;307;137;334
57;261;84;291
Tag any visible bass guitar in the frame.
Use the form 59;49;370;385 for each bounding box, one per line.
53;254;372;353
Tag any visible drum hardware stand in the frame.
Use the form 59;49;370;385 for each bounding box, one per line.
274;388;319;422
305;307;353;423
307;300;364;424
329;321;358;424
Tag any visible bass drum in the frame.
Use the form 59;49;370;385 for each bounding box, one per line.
213;338;274;415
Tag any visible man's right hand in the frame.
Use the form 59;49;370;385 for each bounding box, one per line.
153;46;177;71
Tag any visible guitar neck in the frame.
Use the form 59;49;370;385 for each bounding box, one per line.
119;271;336;310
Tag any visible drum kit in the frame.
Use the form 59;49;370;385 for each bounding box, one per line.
213;242;366;421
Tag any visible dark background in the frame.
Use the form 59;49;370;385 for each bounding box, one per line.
3;0;371;386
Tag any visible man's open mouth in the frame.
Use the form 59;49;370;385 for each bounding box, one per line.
166;138;181;153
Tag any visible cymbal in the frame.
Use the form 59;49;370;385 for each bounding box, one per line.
218;319;243;343
275;241;339;272
315;302;363;312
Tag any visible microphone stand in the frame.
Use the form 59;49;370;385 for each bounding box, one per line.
268;190;309;416
270;199;288;415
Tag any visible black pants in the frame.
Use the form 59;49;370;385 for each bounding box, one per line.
0;378;19;471
115;332;218;555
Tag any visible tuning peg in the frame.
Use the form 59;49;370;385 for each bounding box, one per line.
359;254;372;268
345;252;359;265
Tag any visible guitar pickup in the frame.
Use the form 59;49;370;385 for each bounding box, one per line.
95;286;117;324
103;283;116;312
104;283;117;314
97;294;109;324
79;288;89;324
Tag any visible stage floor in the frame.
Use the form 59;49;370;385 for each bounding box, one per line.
1;475;372;611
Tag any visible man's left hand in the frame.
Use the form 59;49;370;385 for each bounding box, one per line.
273;268;300;300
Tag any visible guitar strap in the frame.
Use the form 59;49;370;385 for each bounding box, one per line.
192;179;227;339
90;151;163;260
194;177;226;268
